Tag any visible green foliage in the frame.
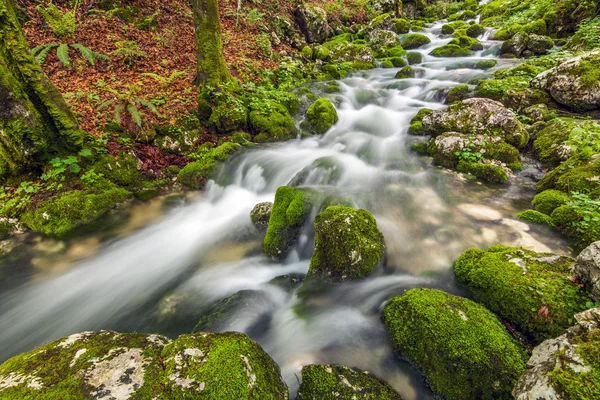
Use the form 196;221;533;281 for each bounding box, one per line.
98;84;161;130
566;16;600;51
110;40;147;67
532;190;571;215
135;10;160;30
32;43;107;68
178;143;241;189
142;69;189;88
37;1;77;39
516;209;555;226
566;123;600;161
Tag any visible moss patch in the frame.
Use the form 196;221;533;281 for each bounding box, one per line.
302;98;338;135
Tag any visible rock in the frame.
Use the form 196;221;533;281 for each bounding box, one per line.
383;288;527;400
429;44;471;57
527;34;554;55
501;31;528;57
401;33;431;50
513;307;600;400
455;245;592;343
206;100;249;134
301;98;339;134
532;190;571;215
250;202;273;231
297;364;403;399
531;52;600;112
575;241;600;302
421;98;529;149
250;101;297;143
264;186;312;261
406;51;423;65
0;330;289;399
394;65;414;79
295;3;333;44
177;143;240;190
371;0;396;14
308;206;385;282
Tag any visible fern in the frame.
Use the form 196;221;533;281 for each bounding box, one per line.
31;43;58;64
31;43;107;69
98;83;162;132
141;69;188;88
56;43;71;67
71;43;108;66
114;104;125;125
37;2;77;39
127;104;142;127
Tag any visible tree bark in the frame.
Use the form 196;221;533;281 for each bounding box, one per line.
190;0;230;89
0;0;83;179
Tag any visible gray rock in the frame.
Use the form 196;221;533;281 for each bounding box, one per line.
513;307;600;400
532;51;600;111
250;202;273;231
295;3;333;44
501;31;528;57
371;0;396;14
575;241;600;302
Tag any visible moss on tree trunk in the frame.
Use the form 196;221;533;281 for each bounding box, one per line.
0;0;84;179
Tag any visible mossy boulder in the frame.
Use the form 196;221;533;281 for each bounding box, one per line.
297;364;403;399
455;245;592;343
394;66;414;79
446;84;470;103
513;307;600;400
516;209;555;226
308;206;385;282
401;33;431;49
295;3;333;44
449;35;482;51
250;101;297;143
383;288;527;400
21;184;130;237
407;108;433;136
532;190;571;215
92;153;144;188
466;24;484;38
0;330;289;399
475;59;497;70
206;100;249;134
429;44;471;58
537;158;600;198
177;143;240;189
406;51;423;65
456;160;509;183
421;98;529;149
430;133;519;170
475;76;531;102
250;202;272;231
264;186;312;261
551;204;600;253
392;18;410;34
302;98;338;135
441;21;468;35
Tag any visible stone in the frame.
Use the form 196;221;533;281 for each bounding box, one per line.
295;3;333;44
302;98;339;134
575;241;600;302
250;202;273;231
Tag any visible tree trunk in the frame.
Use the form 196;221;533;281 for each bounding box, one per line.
190;0;230;89
0;0;83;179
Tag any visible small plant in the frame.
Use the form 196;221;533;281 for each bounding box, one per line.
135;10;160;30
37;1;78;39
98;83;161;131
80;169;106;188
41;149;92;182
32;43;108;68
566;124;600;161
245;8;265;27
111;41;147;67
141;69;189;88
257;33;273;59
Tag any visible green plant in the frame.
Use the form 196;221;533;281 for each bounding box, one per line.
135;11;160;30
80;169;106;188
141;69;189;88
566;16;600;51
111;41;147;67
567;192;600;232
257;33;273;59
98;83;161;130
455;136;486;163
566;124;600;161
37;1;78;39
245;8;265;27
32;43;108;68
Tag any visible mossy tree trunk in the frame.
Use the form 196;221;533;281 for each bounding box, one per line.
190;0;230;89
0;0;83;179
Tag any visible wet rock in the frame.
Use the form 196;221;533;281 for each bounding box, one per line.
421;98;529;149
301;98;339;134
383;288;527;400
513;307;600;400
295;3;333;44
575;241;600;302
269;273;304;291
531;52;600;112
394;65;414;79
0;330;289;399
455;245;592;343
250;101;297;143
250;202;273;231
308;206;385;282
297;364;403;399
402;33;431;50
430;133;519;170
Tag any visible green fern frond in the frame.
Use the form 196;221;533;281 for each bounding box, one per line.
114;104;125;124
37;3;76;38
32;43;58;64
56;44;71;68
138;99;161;117
98;98;116;110
127;104;142;127
71;43;96;65
141;72;167;84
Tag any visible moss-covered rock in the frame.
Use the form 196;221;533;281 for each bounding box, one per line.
551;204;600;253
250;101;297;143
457;160;509;183
455;245;592;343
295;3;333;44
532;190;571;215
20;184;130;237
92;153;144;188
177;142;240;189
250;202;272;231
401;33;431;49
407;108;433;136
302;98;338;135
446;84;470;103
308;206;384;282
206;100;249;134
537;158;600;198
475;76;531;101
516;209;555;226
441;21;468;35
406;51;423;65
449;35;483;51
429;44;471;58
466;24;484;38
264;186;312;261
475;59;497;70
297;364;402;399
383;288;527;400
0;330;289;399
394;65;414;79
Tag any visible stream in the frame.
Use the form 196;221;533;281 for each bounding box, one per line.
0;14;570;399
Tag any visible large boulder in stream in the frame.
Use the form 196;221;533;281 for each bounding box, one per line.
0;330;289;399
455;245;592;344
382;288;527;400
308;206;385;282
294;3;333;44
513;307;600;400
421;98;530;149
301;98;339;135
531;52;600;112
297;364;403;399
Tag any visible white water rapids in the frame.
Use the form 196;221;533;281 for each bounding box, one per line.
0;16;569;399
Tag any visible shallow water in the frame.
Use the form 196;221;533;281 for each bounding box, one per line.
0;15;570;399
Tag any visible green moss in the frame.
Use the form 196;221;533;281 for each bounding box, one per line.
406;52;423;65
429;44;471;57
20;184;130;237
532;190;571;215
402;34;431;50
206;99;248;134
537;158;600;198
389;57;406;67
441;21;468;35
456;161;508;184
449;35;482;50
177;143;240;189
447;85;470;103
466;24;484;38
534;119;600;168
475;59;497;70
92;153;144;188
410;142;430;155
455;245;591;343
394;66;414;79
475;76;530;101
383;288;526;400
301;46;313;59
297;364;402;399
308;206;384;282
408;121;424;135
516;209;555;226
302;98;338;135
249;101;296;143
551;205;600;252
386;45;407;58
392;18;410;34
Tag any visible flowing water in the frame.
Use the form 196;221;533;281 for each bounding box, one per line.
0;15;569;399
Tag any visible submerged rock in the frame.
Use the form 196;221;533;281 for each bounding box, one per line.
532;52;600;112
383;288;527;400
455;245;592;343
251;202;273;231
308;206;385;282
0;330;289;399
575;241;600;302
513;307;600;400
297;364;403;399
